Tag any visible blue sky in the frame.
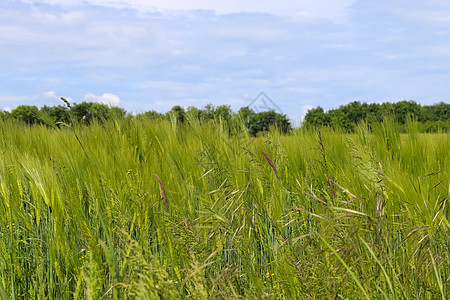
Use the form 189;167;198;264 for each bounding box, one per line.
1;0;450;123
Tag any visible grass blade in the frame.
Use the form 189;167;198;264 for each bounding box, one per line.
360;238;395;298
319;235;371;300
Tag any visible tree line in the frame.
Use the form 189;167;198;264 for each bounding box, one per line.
303;100;450;132
0;101;291;136
2;99;449;134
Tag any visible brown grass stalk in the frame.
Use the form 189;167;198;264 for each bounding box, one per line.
262;151;279;180
154;174;168;212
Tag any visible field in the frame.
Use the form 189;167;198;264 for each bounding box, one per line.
0;116;449;299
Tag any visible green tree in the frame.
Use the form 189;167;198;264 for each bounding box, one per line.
328;109;350;131
393;100;421;123
90;103;110;122
343;101;367;124
186;106;201;122
40;105;70;124
71;102;93;123
0;110;11;121
199;104;215;121
248;110;291;136
108;106;127;119
366;103;381;123
303;107;329;128
141;110;165;120
167;105;186;124
11;105;40;124
70;102;122;123
214;105;232;122
421;102;450;122
237;106;254;126
434;102;450;121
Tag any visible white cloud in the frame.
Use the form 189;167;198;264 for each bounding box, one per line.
83;93;121;106
2;107;11;112
43;91;58;100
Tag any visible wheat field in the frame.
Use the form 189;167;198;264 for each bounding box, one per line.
0;116;448;299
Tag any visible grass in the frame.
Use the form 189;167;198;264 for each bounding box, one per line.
0;116;449;299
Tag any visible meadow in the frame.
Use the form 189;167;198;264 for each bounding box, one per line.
0;115;448;299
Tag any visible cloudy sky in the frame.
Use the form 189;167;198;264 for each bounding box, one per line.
1;0;450;122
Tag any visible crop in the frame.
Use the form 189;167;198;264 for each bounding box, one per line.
0;116;448;299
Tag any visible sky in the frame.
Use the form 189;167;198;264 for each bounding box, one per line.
1;0;450;123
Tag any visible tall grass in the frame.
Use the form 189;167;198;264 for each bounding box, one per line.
0;115;448;299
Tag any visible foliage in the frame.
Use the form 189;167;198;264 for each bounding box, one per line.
214;104;232;122
40;105;70;124
249;109;291;136
167;105;186;124
138;110;165;120
0;110;11;121
304;100;450;132
6;98;291;136
303;106;329;127
0;116;448;299
6;99;449;134
237;106;291;136
164;104;291;135
70;102;126;123
11;105;41;124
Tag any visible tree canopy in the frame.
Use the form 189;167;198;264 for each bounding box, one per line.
303;101;450;132
4;101;291;136
4;99;449;134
